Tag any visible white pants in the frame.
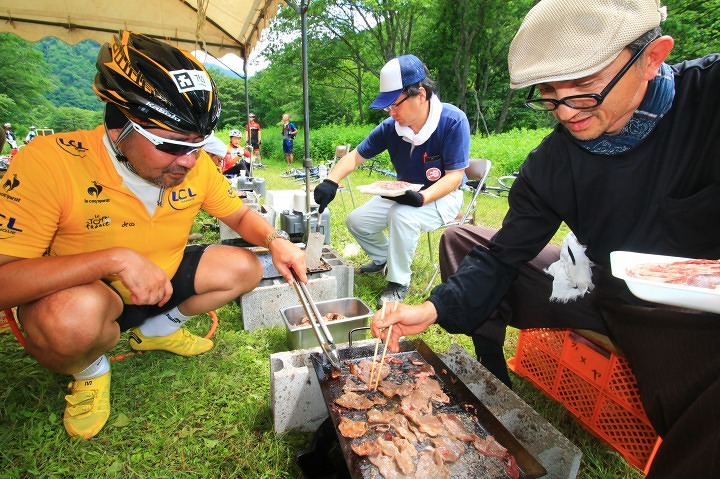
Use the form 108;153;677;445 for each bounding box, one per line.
345;190;463;286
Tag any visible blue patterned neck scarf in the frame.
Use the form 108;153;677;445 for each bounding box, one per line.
577;63;675;155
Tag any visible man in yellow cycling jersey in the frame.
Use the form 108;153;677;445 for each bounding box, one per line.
0;31;307;440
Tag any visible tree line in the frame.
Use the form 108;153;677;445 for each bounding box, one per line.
0;0;717;145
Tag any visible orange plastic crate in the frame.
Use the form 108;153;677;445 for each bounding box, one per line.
509;328;661;472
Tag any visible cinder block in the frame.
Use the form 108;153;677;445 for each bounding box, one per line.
270;349;327;434
269;341;581;479
238;246;354;330
320;246;354;299
240;275;337;330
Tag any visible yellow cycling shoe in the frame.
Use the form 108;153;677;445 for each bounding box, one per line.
128;327;213;356
63;371;111;440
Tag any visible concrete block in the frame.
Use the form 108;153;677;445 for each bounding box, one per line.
270;349;327;434
238;246;354;330
269;341;581;479
240;274;337;330
319;246;354;299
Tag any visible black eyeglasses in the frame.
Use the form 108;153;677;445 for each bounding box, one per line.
383;94;412;112
525;37;659;112
130;121;210;156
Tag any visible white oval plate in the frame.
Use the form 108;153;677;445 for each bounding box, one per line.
610;251;720;314
357;181;423;197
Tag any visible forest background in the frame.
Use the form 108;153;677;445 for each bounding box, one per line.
1;0;717;156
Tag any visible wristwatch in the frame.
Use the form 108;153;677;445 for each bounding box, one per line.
265;230;290;249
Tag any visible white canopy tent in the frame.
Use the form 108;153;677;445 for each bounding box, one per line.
0;0;283;61
1;0;323;225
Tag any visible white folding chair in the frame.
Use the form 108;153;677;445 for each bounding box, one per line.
423;158;492;295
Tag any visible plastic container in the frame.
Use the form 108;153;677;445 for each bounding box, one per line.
508;328;661;471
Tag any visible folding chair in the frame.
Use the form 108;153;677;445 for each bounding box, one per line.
423;158;492;295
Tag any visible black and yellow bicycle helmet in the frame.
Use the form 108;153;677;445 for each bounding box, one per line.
94;31;220;136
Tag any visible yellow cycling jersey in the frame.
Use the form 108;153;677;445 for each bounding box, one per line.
0;126;242;303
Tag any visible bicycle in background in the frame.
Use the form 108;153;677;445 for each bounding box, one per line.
481;171;517;197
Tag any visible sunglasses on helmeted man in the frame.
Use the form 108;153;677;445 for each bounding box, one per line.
129;121;211;156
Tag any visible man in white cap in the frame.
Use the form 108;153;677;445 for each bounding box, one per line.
202;134;230;170
370;1;720;476
24;126;37;144
3;123;17;150
314;54;470;308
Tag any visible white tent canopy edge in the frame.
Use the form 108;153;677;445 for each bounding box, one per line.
0;0;284;59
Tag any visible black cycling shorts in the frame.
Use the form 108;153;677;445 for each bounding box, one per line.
114;244;210;331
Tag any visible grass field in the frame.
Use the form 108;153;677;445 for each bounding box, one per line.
0;139;644;478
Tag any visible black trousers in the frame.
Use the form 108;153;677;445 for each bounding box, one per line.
438;225;720;479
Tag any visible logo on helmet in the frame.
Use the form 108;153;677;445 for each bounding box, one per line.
170;70;213;94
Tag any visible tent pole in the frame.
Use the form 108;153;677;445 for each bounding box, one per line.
243;48;253;178
299;0;313;232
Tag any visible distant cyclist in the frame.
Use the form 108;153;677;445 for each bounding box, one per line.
245;113;264;168
24;126;37;144
3;123;17;149
281;113;298;166
224;128;250;176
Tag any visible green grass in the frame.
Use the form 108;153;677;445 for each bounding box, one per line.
0;136;643;478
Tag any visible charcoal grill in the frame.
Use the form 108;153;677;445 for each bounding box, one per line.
300;338;547;479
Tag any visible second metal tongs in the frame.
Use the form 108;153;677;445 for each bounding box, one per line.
291;269;341;369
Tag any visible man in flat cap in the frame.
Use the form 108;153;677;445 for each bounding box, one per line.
314;54;470;308
371;1;720;476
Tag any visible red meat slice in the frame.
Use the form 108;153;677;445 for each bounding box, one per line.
338;416;368;438
415;447;450;479
430;435;467;462
335;391;375;410
351;440;380;457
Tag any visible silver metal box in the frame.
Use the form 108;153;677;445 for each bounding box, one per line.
280;297;372;350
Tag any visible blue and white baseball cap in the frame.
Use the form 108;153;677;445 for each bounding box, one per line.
370;54;426;109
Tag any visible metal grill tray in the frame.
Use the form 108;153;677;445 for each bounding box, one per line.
255;250;331;280
310;339;547;478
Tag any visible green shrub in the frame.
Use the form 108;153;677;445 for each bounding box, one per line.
249;123;552;173
471;127;553;175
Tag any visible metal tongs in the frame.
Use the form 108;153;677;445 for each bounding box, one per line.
291;269;342;369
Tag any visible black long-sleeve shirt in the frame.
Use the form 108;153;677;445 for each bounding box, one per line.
430;54;720;335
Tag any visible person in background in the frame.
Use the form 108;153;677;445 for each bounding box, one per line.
223;128;250;176
281;113;298;167
314;54;470;308
245;113;264;168
227;129;244;159
202;135;230;170
371;1;720;477
0;31;307;441
3;123;17;150
24;126;37;144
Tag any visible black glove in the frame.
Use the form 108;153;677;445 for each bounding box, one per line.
384;190;424;207
314;179;339;213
